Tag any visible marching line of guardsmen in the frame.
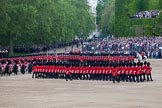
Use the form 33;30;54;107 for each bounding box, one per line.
0;53;135;77
32;61;153;83
0;54;135;63
0;59;33;76
0;53;153;83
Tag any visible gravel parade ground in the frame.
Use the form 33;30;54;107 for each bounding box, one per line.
0;59;162;108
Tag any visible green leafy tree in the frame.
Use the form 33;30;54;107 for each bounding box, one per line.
0;0;94;54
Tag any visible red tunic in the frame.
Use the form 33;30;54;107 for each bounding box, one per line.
142;65;147;74
116;67;121;75
66;68;71;75
125;67;129;75
128;67;133;75
112;68;117;77
107;67;110;75
121;67;125;74
132;67;137;75
146;66;152;74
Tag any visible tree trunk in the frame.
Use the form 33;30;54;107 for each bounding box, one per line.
10;33;13;55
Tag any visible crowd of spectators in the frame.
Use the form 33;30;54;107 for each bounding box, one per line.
13;39;80;54
0;39;81;56
0;50;9;58
130;10;161;19
82;36;162;59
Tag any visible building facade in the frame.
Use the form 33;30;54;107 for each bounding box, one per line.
87;0;98;15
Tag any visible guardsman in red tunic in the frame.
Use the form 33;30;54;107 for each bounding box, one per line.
39;65;43;78
71;66;76;80
45;66;49;78
136;63;141;82
55;66;62;79
51;66;55;78
58;66;62;79
139;63;144;82
42;66;46;78
99;66;102;80
32;65;37;78
65;66;72;81
116;64;121;82
89;66;93;80
109;64;114;81
34;65;38;78
92;67;96;80
102;67;105;80
84;66;87;80
85;66;89;80
86;67;90;80
49;66;53;79
96;66;100;80
112;65;118;83
106;66;110;81
72;66;76;80
142;61;147;81
125;63;130;82
82;67;86;80
146;62;153;81
79;67;83;80
121;63;126;81
75;67;80;80
59;66;63;79
128;63;132;82
132;63;137;82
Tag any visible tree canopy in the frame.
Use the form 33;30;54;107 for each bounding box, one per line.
96;0;162;37
0;0;95;54
115;0;162;37
96;0;115;36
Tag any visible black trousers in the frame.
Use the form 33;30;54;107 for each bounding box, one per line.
136;75;140;82
147;74;153;81
66;74;72;81
113;76;119;83
143;73;146;81
13;71;18;75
